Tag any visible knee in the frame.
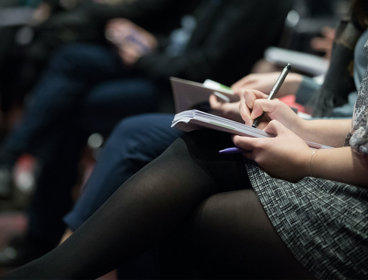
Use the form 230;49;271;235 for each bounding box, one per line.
48;43;102;73
108;114;179;163
105;115;158;161
112;115;152;141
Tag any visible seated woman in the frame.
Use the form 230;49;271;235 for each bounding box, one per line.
2;34;368;280
62;6;368;241
2;1;368;278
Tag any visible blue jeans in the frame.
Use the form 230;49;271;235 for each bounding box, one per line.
3;43;159;160
2;43;161;244
63;113;182;230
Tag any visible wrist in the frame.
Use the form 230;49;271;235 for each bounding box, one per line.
308;149;318;177
294;118;311;141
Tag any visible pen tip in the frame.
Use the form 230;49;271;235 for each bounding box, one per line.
286;63;291;70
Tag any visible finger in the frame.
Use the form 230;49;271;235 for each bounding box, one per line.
209;94;224;110
239;90;268;125
243;90;256;110
263;119;287;136
250;98;280;120
239;95;252;125
321;26;335;39
209;94;226;107
208;94;225;112
232;135;259;151
108;18;127;29
244;89;268;109
310;38;330;51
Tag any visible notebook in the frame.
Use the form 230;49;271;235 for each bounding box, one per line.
170;77;238;113
171;109;331;149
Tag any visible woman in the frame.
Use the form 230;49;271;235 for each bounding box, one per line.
2;2;368;280
2;46;367;280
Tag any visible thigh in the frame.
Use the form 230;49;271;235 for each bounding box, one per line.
190;189;314;279
48;43;126;80
79;79;159;134
63;114;184;230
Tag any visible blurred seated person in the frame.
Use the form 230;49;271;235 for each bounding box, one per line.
251;0;341;76
2;8;368;276
61;0;368;247
0;0;293;268
0;0;197;126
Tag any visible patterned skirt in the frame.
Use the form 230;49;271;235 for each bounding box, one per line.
246;162;368;279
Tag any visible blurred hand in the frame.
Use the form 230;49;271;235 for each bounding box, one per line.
32;2;51;25
105;18;157;65
208;95;243;122
233;120;311;182
231;72;302;98
310;26;335;60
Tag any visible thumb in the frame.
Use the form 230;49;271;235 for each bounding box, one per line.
209;94;223;109
264;120;288;137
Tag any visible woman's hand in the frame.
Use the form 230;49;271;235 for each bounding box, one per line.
32;2;51;25
239;89;305;135
233;120;312;182
231;72;302;98
209;95;243;122
238;89;268;126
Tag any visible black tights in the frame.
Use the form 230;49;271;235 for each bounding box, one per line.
4;131;312;279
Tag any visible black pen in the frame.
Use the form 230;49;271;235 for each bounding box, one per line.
252;63;291;128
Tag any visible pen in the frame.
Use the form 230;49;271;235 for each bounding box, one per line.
252;63;291;128
218;147;243;154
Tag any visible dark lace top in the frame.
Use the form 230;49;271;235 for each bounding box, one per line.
347;39;368;155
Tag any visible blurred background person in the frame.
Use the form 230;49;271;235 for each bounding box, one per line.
0;0;293;271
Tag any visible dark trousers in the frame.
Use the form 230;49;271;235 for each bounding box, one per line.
64;113;182;230
2;43;160;244
2;43;159;159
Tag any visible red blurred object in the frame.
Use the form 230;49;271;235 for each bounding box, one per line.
279;95;307;113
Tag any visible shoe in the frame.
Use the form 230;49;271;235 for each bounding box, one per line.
0;167;13;199
0;235;54;268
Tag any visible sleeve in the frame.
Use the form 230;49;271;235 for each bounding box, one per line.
348;55;368;156
295;76;321;106
83;0;197;32
349;119;368;155
134;0;293;85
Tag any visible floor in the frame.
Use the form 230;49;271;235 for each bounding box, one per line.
0;150;117;279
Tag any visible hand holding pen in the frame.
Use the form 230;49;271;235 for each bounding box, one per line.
252;63;291;128
220;64;292;154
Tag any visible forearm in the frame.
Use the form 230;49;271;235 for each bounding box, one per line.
309;147;368;187
297;119;351;147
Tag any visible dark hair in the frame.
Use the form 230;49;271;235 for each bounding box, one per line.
352;0;368;29
309;0;367;117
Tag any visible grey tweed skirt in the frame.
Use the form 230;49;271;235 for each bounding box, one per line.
246;162;368;279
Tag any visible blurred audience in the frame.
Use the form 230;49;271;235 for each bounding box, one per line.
55;1;366;277
0;0;293;269
0;0;196;127
0;0;367;277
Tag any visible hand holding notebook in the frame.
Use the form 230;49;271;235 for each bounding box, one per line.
170;77;239;113
171;109;331;149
